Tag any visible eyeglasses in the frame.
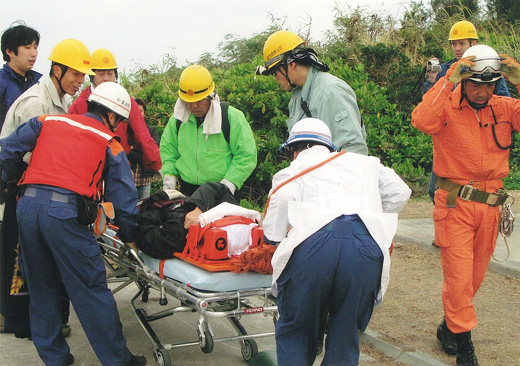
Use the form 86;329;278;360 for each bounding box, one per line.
269;63;282;76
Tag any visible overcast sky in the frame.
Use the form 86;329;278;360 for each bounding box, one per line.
2;0;411;75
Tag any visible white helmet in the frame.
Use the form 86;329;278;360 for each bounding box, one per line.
87;82;131;119
281;117;336;152
462;44;503;83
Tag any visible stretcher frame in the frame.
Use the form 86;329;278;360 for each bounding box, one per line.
98;231;278;366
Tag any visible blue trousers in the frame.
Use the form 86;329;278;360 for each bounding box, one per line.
16;186;132;366
276;215;383;366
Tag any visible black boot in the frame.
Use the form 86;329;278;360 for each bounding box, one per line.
455;331;479;366
436;319;457;355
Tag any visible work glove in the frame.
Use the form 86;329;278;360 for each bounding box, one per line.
445;56;475;84
164;189;184;200
499;54;520;85
153;169;163;181
162;174;177;190
220;179;236;195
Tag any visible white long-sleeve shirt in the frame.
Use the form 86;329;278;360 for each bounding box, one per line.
262;146;411;303
1;77;69;139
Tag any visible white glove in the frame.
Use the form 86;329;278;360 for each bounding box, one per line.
163;174;177;190
164;189;184;200
220;179;236;194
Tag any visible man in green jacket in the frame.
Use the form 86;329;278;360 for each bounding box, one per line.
160;65;257;226
258;30;367;155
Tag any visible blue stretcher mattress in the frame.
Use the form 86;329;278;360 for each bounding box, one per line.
140;254;273;292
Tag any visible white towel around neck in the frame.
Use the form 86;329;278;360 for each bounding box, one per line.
173;94;222;139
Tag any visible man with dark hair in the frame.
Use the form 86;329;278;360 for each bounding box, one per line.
0;21;41;129
0;20;41;336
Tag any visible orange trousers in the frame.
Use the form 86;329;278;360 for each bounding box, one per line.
433;189;500;334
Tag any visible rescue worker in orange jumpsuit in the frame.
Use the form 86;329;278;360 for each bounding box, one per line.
412;45;520;366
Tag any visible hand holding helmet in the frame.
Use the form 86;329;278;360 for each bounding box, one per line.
446;56;475;84
499;54;520;85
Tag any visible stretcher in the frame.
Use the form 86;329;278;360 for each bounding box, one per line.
98;228;278;366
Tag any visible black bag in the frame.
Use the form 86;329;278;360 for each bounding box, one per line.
136;183;238;259
136;191;188;259
77;196;98;225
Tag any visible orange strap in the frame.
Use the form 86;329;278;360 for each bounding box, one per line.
159;259;167;279
264;151;346;213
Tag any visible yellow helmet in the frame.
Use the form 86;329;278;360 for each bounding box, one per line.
178;65;215;103
91;48;118;70
449;21;478;41
263;30;305;73
48;39;94;75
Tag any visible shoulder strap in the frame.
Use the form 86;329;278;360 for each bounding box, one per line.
263;151;347;213
176;101;230;143
176;118;182;136
220;102;230;144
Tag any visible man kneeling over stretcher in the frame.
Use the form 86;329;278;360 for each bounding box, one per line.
0;82;146;366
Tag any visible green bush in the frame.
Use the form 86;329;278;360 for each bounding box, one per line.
120;5;520;203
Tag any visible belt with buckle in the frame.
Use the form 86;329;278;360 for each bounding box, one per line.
435;177;510;208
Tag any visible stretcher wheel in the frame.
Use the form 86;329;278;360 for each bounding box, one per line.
199;330;214;353
154;348;171;366
241;339;258;361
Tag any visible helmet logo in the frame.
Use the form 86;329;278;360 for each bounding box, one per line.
453;30;459;36
103;57;109;64
187;89;194;96
84;60;91;65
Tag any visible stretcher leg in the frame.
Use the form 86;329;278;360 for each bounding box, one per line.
228;316;259;361
197;315;214;353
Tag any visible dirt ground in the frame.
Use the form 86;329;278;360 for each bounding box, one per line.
358;192;520;366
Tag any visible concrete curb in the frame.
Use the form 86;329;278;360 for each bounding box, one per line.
360;328;451;366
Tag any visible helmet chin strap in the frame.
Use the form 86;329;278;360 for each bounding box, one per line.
466;98;488;110
53;64;69;96
280;63;297;90
461;80;495;110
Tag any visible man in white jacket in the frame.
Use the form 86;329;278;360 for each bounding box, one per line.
262;117;411;366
